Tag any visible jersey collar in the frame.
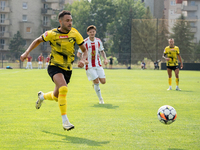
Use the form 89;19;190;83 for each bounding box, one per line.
88;37;96;43
57;26;70;34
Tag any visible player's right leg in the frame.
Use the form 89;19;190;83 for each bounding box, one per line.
26;63;28;69
167;68;172;90
35;91;58;109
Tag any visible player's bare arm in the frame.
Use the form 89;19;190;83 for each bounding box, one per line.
177;54;183;69
20;36;44;62
100;51;108;65
78;44;88;68
77;52;82;59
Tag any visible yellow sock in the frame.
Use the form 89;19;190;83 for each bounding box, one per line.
44;91;58;101
53;95;58;102
169;78;172;86
58;86;68;115
176;78;179;86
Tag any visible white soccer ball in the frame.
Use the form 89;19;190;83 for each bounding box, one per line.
157;105;177;125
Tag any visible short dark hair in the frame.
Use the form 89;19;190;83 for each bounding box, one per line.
58;10;71;19
87;25;96;32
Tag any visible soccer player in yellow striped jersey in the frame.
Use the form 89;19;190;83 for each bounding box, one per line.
163;38;183;91
20;10;88;131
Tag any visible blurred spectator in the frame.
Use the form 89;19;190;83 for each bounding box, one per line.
38;53;44;69
141;61;146;70
26;54;32;69
154;60;160;70
45;54;50;69
109;56;113;69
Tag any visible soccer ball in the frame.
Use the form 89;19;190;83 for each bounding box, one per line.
157;105;177;125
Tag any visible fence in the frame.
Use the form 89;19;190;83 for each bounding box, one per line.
1;19;200;70
131;18;200;63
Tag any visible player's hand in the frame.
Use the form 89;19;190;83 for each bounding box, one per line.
165;58;170;61
85;60;89;65
78;60;85;68
180;64;183;69
104;59;108;65
20;52;28;62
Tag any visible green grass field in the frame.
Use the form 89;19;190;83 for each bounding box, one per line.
0;68;200;150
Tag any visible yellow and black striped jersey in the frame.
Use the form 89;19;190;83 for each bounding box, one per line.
164;46;180;66
42;27;84;71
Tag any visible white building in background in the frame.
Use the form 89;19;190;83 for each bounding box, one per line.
0;0;77;55
164;0;182;33
143;0;200;43
143;0;165;19
178;0;200;43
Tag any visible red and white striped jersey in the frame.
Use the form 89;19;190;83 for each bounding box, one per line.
27;56;32;62
38;55;44;62
78;37;104;70
46;56;50;63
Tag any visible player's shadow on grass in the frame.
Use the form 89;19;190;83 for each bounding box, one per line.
181;90;193;92
92;104;119;109
168;148;185;150
43;131;110;146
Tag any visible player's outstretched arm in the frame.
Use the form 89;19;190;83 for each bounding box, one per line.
100;51;108;65
20;36;44;62
78;44;88;68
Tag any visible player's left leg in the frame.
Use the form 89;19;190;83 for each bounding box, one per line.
53;73;74;131
97;67;106;104
30;62;32;69
174;68;181;91
93;78;104;104
40;62;42;69
45;63;48;69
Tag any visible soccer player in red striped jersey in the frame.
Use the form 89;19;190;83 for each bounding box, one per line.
45;54;50;69
77;25;108;104
26;54;32;69
38;53;44;69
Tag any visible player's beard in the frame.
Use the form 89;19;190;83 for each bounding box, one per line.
62;24;71;33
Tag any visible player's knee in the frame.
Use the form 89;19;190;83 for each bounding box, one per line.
100;79;106;84
102;81;106;84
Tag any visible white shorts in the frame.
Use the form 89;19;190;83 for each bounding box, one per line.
38;61;43;65
27;62;32;65
86;67;105;81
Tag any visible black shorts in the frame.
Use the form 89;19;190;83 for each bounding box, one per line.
167;66;179;71
48;65;72;84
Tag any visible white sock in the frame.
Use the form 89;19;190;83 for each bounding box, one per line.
39;94;45;100
62;115;69;124
94;83;103;100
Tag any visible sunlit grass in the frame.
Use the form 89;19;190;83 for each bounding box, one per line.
0;68;199;150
